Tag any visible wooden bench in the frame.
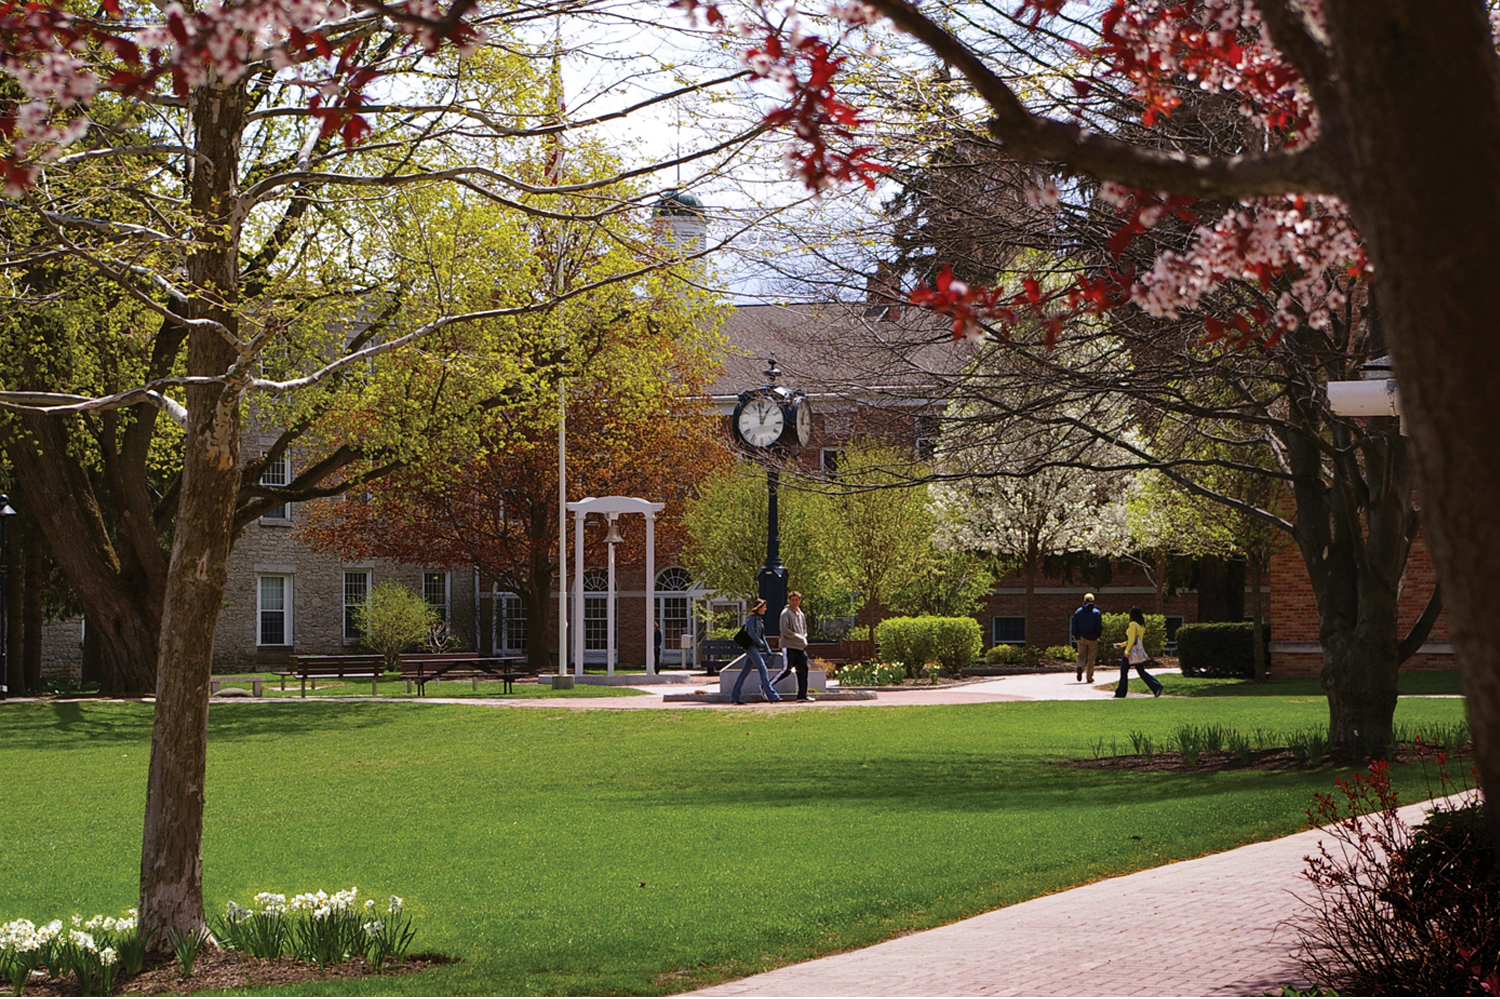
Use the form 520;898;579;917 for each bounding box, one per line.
699;639;743;677
277;654;387;697
400;655;531;695
210;675;264;697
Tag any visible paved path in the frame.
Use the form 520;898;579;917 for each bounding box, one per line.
396;668;1143;710
686;797;1448;998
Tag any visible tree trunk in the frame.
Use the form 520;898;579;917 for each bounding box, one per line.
1196;556;1229;621
522;565;555;673
7;417;163;693
1249;554;1267;684
1318;1;1500;834
1022;536;1039;646
22;527;42;694
139;74;246;942
1224;559;1245;622
5;520;19;696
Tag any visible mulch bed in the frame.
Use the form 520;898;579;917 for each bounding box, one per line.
20;950;452;996
1064;745;1467;774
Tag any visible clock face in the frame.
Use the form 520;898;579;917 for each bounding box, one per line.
795;399;812;446
737;396;785;447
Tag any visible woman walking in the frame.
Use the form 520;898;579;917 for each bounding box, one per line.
1114;606;1163;698
731;598;783;705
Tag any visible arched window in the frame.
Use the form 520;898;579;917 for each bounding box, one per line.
583;568;609;592
656;566;693;592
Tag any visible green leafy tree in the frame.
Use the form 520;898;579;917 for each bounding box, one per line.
823;443;943;629
682;461;851;621
356;581;439;673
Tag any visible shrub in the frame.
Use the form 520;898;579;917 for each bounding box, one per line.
983;643;1025;665
1099;613;1167;659
875;618;935;677
1296;762;1498;995
1175;621;1270;678
876;617;981;677
1045;645;1076;660
356;581;440;672
928;618;982;675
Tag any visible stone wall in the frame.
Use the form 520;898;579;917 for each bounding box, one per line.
214;501;477;670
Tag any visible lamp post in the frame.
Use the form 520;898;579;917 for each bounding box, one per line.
0;495;15;700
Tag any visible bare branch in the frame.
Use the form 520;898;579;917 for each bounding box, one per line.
864;0;1342;198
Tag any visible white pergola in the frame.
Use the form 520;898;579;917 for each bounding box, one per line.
566;496;666;676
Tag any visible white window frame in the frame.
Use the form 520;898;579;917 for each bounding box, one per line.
257;574;293;646
423;571;450;623
260;453;292;522
343;570;372;642
496;592;527;653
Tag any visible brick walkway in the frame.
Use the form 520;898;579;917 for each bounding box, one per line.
685;798;1445;997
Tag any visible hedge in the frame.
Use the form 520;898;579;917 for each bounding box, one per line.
875;616;983;677
1175;621;1271;678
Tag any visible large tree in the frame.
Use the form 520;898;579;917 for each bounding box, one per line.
300;319;730;672
0;0;754;940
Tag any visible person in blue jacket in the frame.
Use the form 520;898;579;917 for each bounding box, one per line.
1071;593;1104;683
731;598;782;705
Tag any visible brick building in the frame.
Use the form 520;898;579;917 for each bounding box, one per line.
1266;534;1452;677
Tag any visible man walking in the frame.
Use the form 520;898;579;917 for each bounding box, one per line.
1071;593;1104;683
773;590;813;701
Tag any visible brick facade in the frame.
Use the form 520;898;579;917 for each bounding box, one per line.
1267;532;1451;677
978;564;1205;650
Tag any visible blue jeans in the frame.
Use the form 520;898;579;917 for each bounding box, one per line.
1115;653;1162;697
732;647;781;703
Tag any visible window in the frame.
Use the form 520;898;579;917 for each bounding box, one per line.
258;575;292;646
915;414;939;461
343;570;371;641
658;595;689;651
821;448;843;477
992;616;1026;646
260;454;291;521
583;568;610;651
584;596;608;651
423;571;449;623
498;594;527;652
656;566;693;592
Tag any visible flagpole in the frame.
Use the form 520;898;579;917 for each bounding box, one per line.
550;20;570;687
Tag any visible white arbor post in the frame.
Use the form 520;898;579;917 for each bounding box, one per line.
606;512;619;677
565;496;666;676
645;511;656;676
573;509;585;677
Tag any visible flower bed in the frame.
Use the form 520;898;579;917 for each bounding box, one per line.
0;887;417;996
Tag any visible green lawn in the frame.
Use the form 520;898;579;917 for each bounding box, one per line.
1113;668;1468;698
212;673;652;699
0;695;1470;995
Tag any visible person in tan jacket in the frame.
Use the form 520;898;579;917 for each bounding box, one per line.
772;590;813;701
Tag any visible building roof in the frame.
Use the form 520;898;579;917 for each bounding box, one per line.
710;302;970;410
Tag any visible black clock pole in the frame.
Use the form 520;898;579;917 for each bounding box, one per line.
756;357;788;634
758;464;787;635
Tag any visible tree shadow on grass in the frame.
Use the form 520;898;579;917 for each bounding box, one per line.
637;747;1344;815
0;700;400;751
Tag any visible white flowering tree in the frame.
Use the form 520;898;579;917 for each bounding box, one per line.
931;393;1131;643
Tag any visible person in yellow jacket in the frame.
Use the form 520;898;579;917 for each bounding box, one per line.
1113;606;1163;698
